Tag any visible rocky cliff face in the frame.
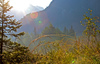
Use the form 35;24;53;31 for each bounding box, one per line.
19;0;100;35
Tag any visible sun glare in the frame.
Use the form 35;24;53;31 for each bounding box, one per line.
8;0;52;12
9;0;29;12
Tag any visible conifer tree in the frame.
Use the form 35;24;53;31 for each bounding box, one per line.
42;27;49;35
49;23;56;34
56;28;62;34
69;26;75;36
63;27;68;35
0;0;24;63
34;27;37;36
42;23;56;35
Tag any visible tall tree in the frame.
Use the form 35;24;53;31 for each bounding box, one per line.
48;23;56;34
69;26;75;36
0;0;24;63
42;23;56;35
63;27;68;35
34;27;37;36
42;27;49;35
56;28;62;34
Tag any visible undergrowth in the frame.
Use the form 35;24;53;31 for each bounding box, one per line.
29;36;100;64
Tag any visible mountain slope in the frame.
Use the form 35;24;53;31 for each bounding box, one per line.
19;0;100;35
7;5;44;20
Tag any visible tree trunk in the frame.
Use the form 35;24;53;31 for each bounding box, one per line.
0;0;4;63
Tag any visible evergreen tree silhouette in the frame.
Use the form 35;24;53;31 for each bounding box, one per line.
63;27;68;35
42;23;56;35
69;25;75;36
0;0;24;63
34;27;37;36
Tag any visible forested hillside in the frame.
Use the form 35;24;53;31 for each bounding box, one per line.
0;0;100;64
19;0;100;35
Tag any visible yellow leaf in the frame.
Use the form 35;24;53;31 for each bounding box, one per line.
88;21;91;23
80;21;82;23
88;8;90;10
90;18;92;20
90;10;92;12
90;14;92;15
86;32;87;34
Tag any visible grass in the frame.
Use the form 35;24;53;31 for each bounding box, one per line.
28;35;100;64
3;35;100;64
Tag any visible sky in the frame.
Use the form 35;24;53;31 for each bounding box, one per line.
30;0;52;8
9;0;52;9
5;0;53;20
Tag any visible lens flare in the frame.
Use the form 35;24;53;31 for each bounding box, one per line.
72;60;75;63
39;21;42;24
30;12;38;19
